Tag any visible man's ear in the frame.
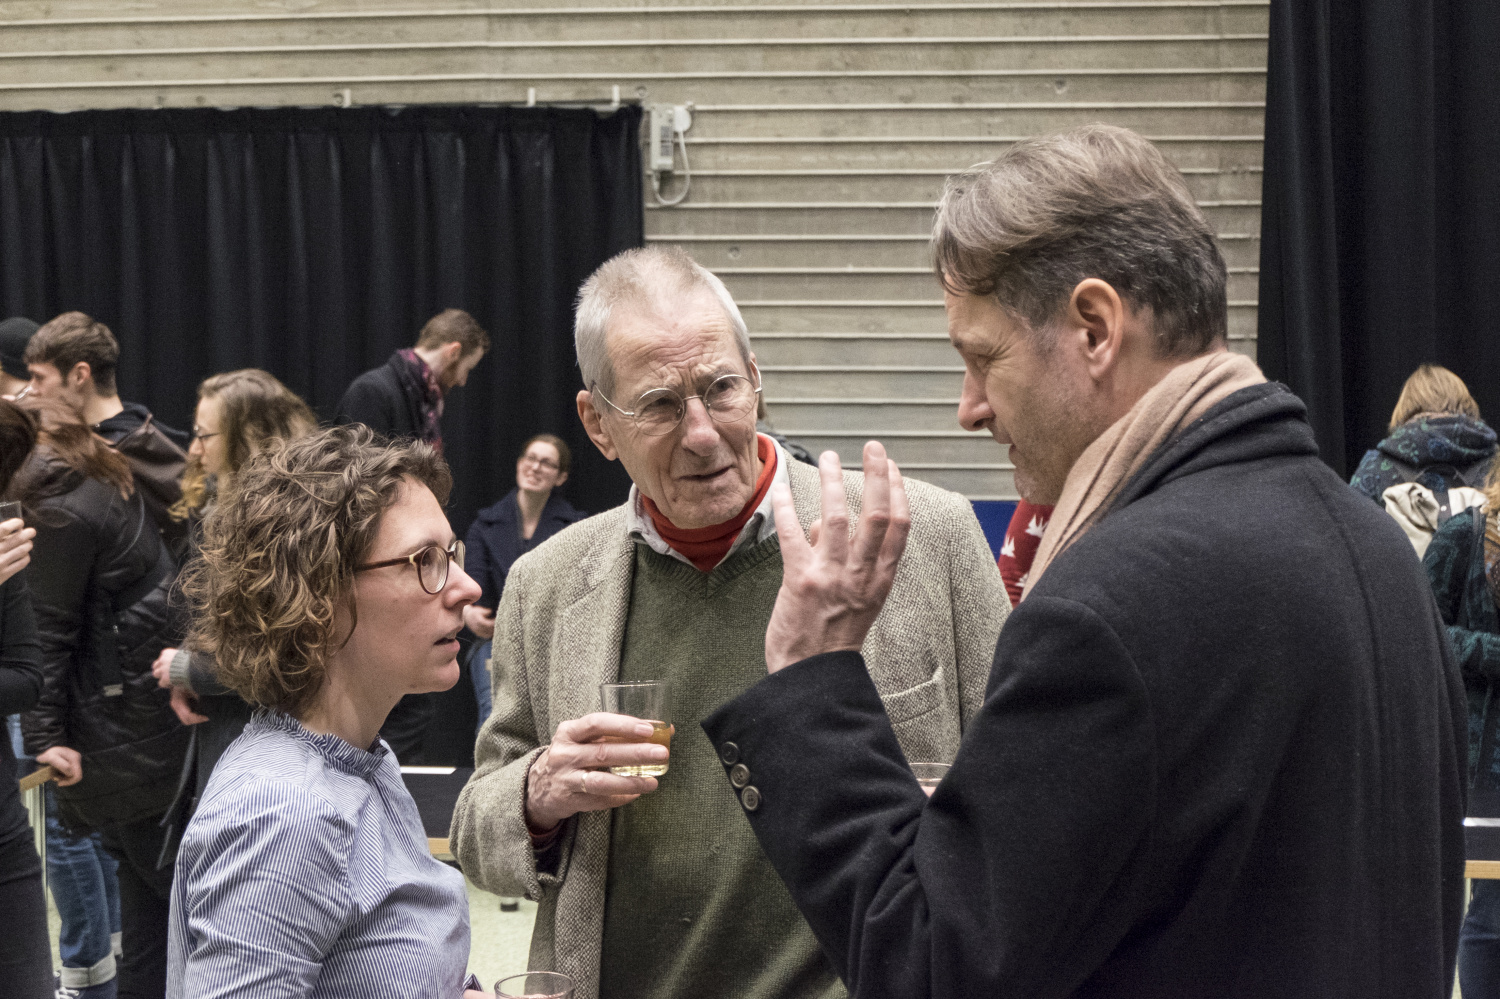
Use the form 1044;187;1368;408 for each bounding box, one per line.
441;341;464;364
576;389;618;461
66;361;93;393
1067;279;1127;383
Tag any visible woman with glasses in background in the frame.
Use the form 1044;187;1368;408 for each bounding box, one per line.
462;433;585;728
150;369;317;852
168;425;487;999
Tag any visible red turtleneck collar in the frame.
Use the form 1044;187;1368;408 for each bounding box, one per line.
642;434;778;572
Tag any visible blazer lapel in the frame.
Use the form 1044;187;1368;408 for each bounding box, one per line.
545;523;636;736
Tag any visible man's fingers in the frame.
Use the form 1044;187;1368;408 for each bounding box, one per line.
558;711;659;745
879;459;913;577
576;772;658;800
556;738;669;772
769;482;812;567
850;441;895;570
815;450;851;562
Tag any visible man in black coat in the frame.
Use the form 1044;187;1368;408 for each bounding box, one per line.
336;307;489;762
699;124;1467;997
335;307;489;453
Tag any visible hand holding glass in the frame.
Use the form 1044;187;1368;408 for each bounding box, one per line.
599;681;673;777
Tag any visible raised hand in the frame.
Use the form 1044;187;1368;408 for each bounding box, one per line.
524;712;669;832
764;441;912;674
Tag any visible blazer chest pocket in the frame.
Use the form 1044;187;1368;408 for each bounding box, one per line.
878;667;959;764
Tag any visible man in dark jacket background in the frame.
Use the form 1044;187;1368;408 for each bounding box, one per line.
335;307;489;453
24;311;189;552
700;124;1467;997
336;307;489;761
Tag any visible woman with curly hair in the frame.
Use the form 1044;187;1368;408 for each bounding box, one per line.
166;425;487;999
150;369;316;847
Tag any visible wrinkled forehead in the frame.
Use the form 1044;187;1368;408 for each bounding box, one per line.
606;289;750;394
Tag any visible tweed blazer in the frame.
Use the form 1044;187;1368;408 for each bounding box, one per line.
450;459;1006;999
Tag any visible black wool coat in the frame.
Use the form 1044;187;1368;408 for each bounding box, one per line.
703;383;1467;999
334;354;423;440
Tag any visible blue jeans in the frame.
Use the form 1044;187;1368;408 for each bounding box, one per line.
45;784;121;987
471;639;494;731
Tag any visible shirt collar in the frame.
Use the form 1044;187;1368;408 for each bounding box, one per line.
625;433;789;569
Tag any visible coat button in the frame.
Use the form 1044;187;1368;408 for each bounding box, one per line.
729;763;750;789
719;742;740;765
740;786;761;811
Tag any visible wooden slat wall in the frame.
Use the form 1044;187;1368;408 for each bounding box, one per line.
0;0;1268;500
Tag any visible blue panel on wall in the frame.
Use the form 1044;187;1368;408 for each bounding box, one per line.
970;499;1017;560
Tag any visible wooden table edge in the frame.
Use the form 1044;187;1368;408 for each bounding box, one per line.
429;837;452;859
1467;860;1500;880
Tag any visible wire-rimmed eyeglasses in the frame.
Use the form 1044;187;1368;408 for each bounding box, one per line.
591;372;762;437
354;539;466;595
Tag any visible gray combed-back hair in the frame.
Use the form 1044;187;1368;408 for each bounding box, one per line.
932;123;1227;357
574;246;751;396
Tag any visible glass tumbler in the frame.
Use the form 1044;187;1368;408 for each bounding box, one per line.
599;680;672;777
495;971;575;999
911;762;951;797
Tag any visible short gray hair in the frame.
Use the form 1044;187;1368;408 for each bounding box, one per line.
574;246;751;396
932;123;1227;357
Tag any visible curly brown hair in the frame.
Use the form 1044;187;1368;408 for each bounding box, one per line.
179;424;451;715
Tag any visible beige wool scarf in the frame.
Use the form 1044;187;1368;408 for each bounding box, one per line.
1021;350;1267;601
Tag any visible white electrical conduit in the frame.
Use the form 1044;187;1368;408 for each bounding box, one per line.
0;4;1271;28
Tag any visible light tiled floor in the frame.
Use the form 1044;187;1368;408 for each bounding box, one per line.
465;880;539;990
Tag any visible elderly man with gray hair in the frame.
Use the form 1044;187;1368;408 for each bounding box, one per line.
451;245;1006;999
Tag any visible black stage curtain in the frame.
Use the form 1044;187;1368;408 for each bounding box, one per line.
1258;0;1500;476
0;104;642;528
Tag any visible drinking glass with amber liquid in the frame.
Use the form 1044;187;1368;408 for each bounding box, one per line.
599;681;672;777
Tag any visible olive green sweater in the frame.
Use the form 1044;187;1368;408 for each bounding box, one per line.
598;540;845;999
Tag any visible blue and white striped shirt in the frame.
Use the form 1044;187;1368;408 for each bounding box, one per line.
166;710;470;999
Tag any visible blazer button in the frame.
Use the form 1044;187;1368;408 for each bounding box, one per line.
740;786;761;811
719;742;740;766
729;763;750;789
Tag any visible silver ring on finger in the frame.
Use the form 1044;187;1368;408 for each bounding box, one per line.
578;772;588;796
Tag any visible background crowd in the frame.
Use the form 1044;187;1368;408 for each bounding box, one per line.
0;305;560;998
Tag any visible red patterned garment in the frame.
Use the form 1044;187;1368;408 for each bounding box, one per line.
996;500;1053;608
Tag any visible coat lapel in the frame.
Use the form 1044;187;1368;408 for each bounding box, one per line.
544;513;636;999
546;522;635;736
